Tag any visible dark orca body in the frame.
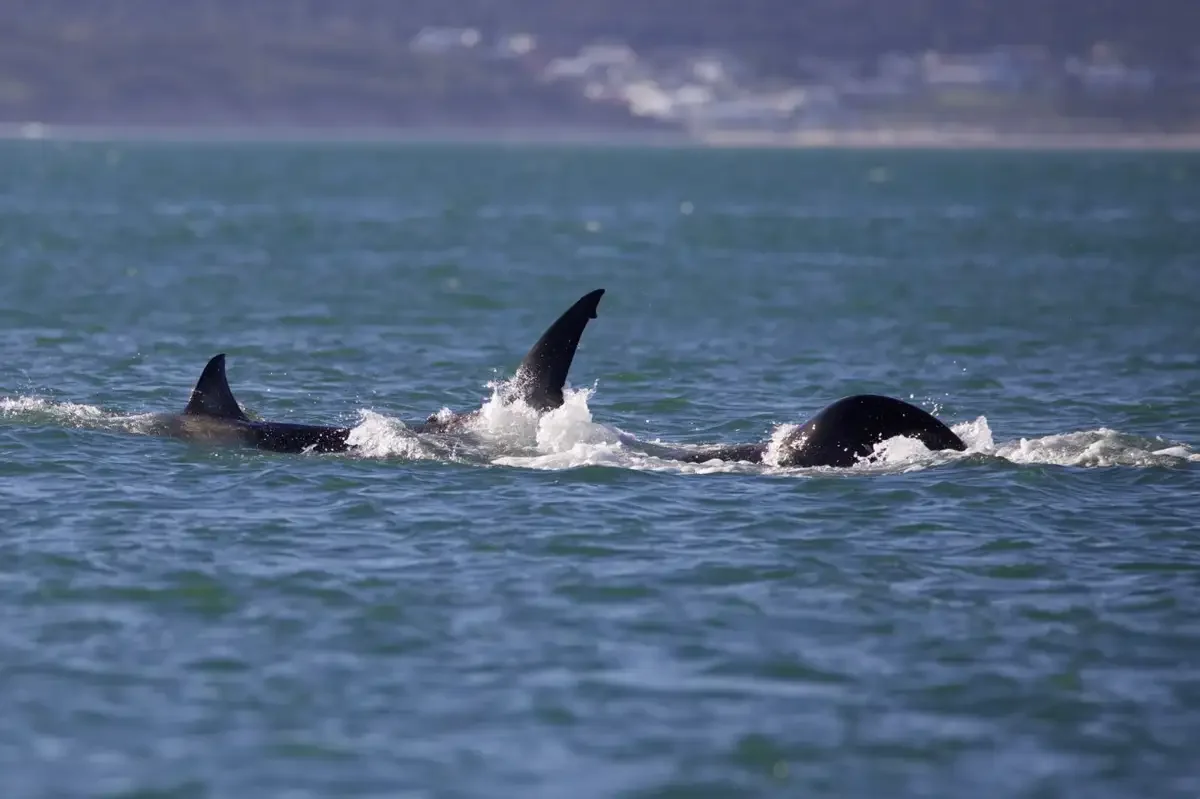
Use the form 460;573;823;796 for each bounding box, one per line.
672;394;967;468
162;289;605;454
161;354;354;453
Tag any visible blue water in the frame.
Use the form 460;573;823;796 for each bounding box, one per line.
2;140;1199;798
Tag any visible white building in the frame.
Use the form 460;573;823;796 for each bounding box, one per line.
409;27;482;55
495;33;537;58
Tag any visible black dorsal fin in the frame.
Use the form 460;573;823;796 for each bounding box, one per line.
506;288;605;412
184;354;249;420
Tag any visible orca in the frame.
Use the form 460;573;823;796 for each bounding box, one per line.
666;394;967;468
159;288;605;454
162;354;353;454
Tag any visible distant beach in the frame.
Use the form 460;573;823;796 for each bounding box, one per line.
697;128;1200;151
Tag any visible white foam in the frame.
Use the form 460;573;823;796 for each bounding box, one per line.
821;414;1198;470
466;383;548;451
861;434;940;472
989;426;1200;468
1;396;107;424
762;423;802;467
952;416;996;451
344;411;433;460
471;382;626;467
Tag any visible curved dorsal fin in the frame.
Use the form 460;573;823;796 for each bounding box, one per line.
507;288;605;412
184;354;249;420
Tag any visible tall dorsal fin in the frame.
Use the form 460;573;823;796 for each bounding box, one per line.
506;288;605;412
184;354;249;420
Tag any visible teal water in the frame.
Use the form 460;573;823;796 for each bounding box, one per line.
2;140;1199;798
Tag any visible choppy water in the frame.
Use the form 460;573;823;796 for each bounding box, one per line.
2;139;1199;798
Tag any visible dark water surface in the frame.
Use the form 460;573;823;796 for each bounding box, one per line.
2;140;1199;798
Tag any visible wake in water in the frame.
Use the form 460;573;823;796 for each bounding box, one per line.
4;386;1196;474
2;288;1194;474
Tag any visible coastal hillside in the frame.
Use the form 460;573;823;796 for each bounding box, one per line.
1;0;1196;131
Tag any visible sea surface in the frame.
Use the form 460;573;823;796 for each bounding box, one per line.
2;139;1199;798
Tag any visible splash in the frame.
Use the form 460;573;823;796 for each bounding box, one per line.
0;396;107;425
989;425;1200;468
343;411;437;461
842;415;1199;471
0;395;186;439
488;387;756;474
472;381;626;467
762;423;802;468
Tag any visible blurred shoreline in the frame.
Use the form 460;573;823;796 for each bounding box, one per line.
4;122;1200;151
696;128;1200;151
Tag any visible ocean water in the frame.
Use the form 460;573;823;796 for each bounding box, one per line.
2;139;1199;798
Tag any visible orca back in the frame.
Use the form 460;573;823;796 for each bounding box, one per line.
782;394;966;467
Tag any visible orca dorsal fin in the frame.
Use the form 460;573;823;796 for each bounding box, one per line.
507;288;605;412
184;354;249;420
